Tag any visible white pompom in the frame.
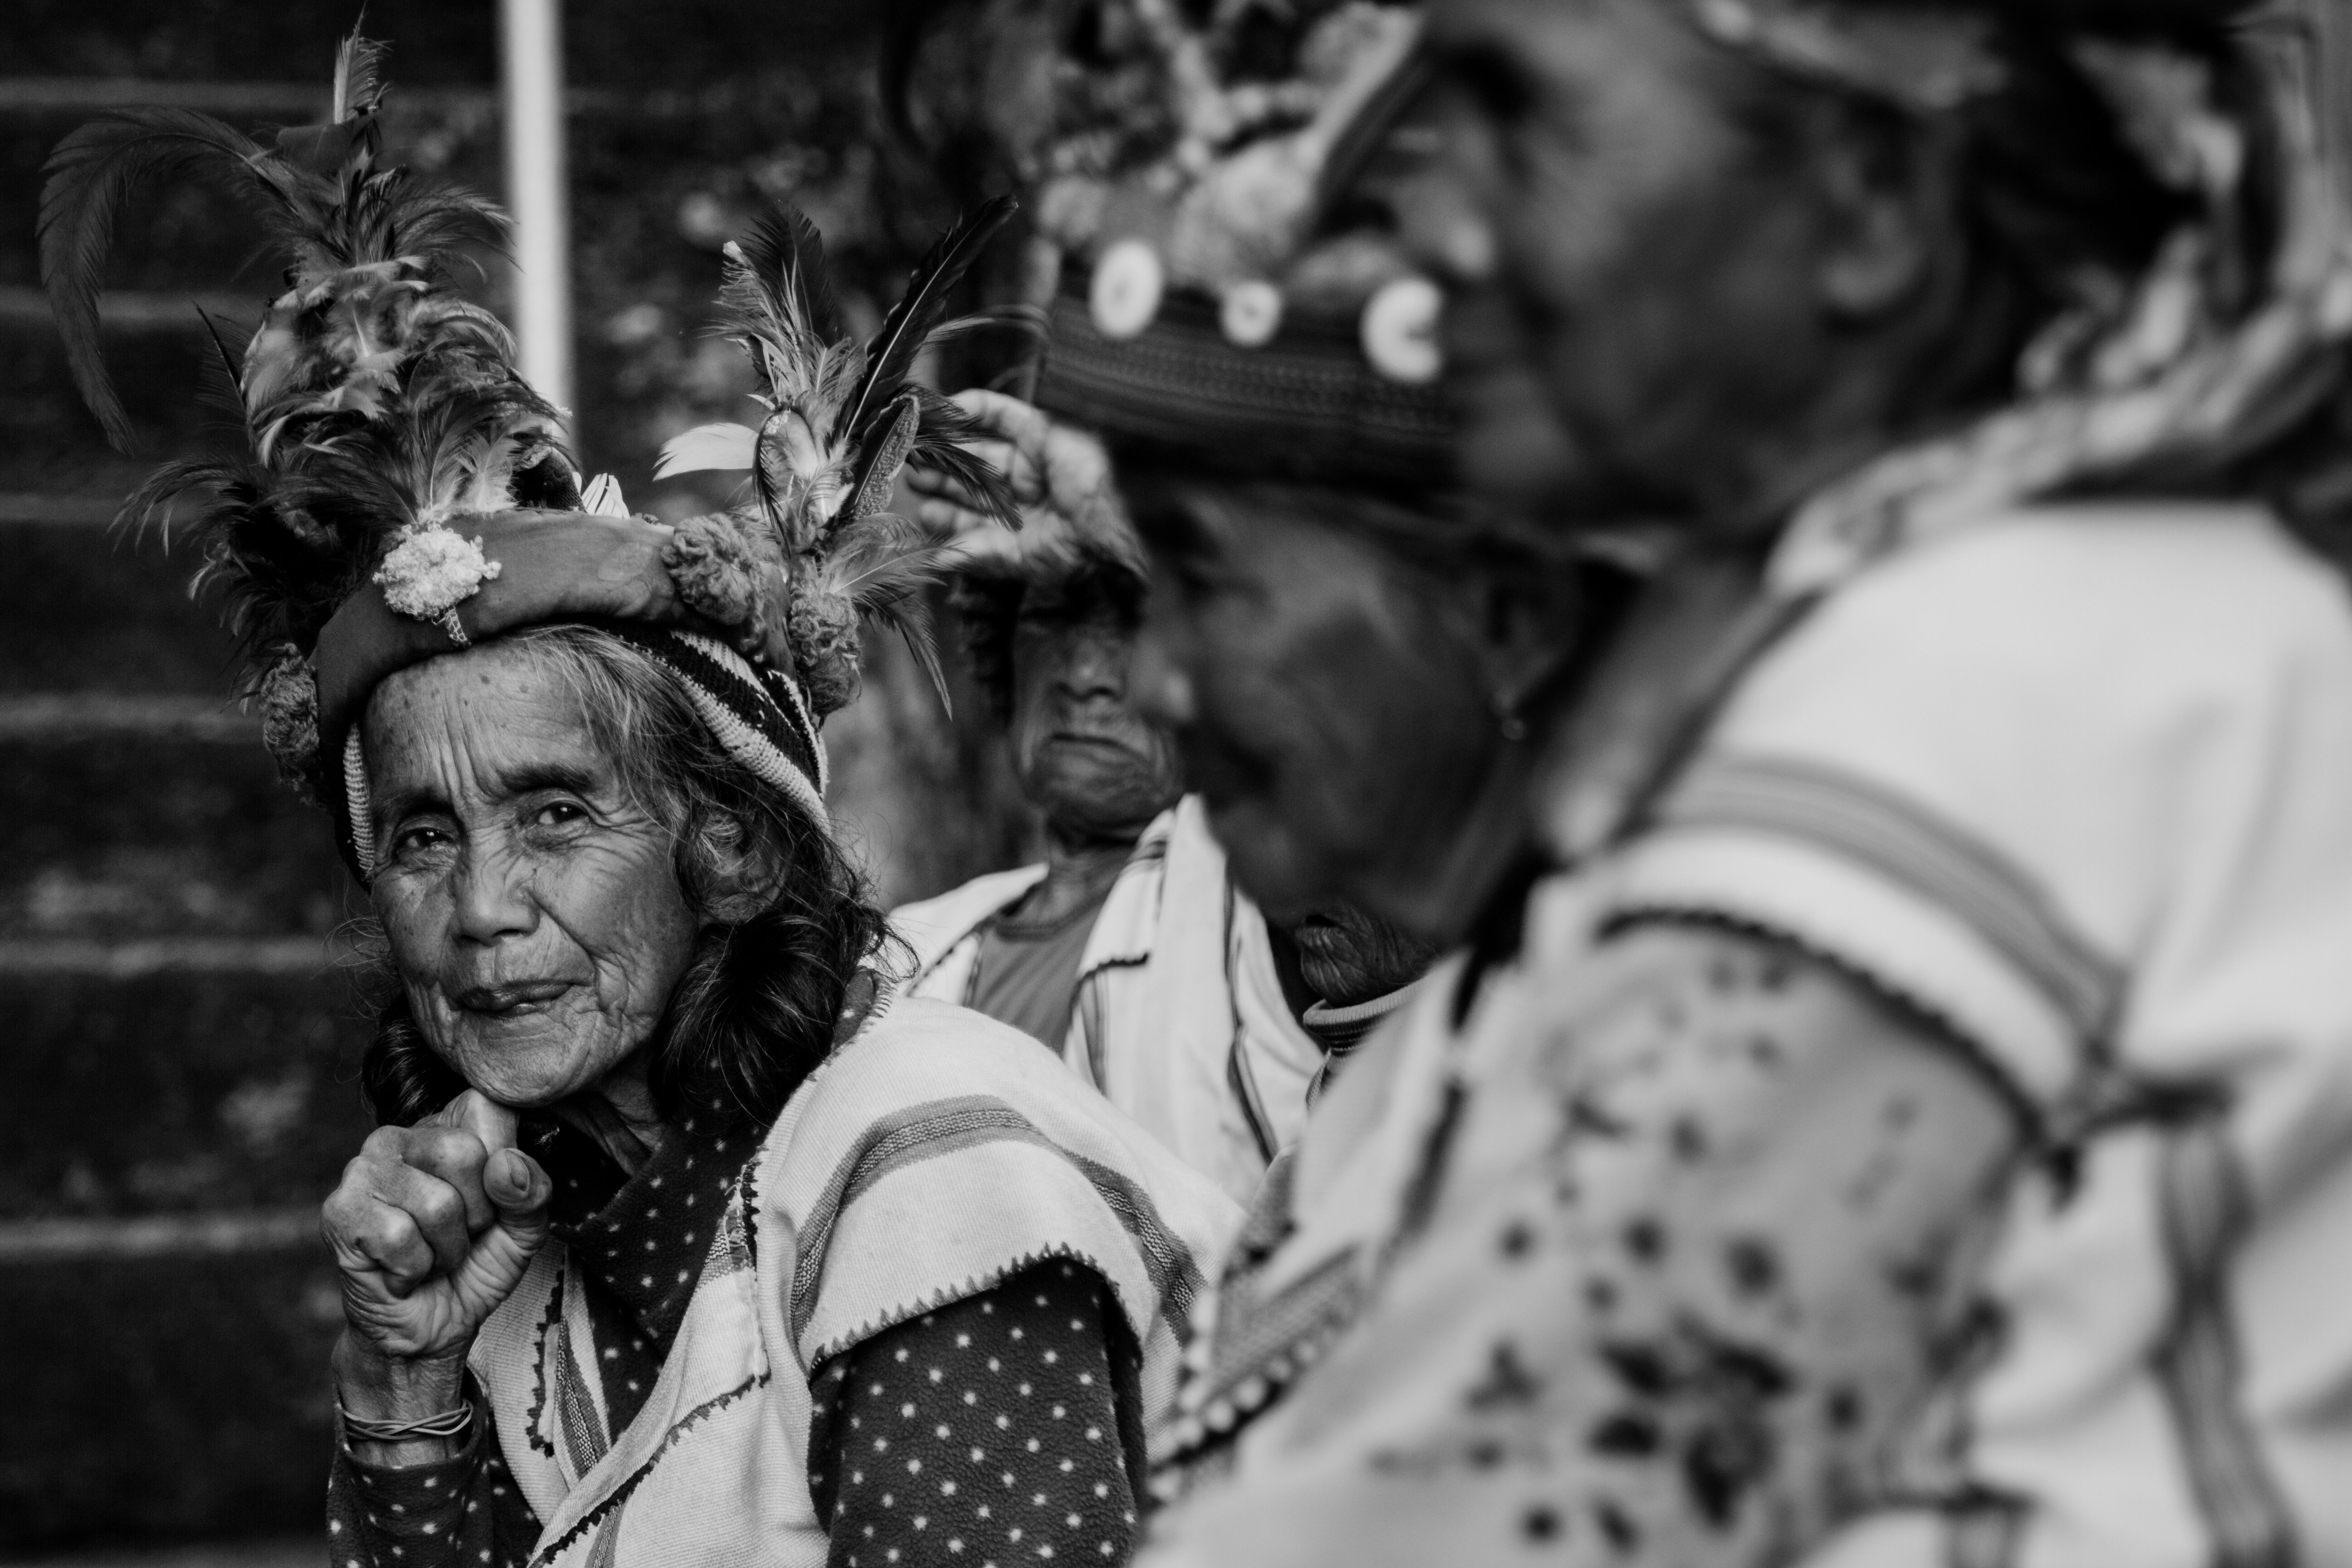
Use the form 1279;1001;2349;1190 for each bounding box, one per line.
1360;276;1443;385
1219;280;1284;348
1090;240;1166;341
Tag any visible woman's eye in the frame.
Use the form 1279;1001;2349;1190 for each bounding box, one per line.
392;824;451;858
530;800;589;829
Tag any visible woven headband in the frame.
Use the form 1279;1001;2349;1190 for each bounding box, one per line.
313;510;827;881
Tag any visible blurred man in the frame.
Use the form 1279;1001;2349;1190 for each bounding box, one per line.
892;532;1435;1204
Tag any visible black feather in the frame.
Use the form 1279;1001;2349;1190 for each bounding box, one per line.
840;193;1017;443
39;110;276;451
905;386;1021;528
192;306;256;409
735;206;845;347
915;303;1049;349
866;592;955;718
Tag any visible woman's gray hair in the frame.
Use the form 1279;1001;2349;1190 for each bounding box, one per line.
507;623;800;923
359;623;893;1132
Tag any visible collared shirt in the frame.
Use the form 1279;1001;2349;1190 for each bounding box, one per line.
894;797;1328;1205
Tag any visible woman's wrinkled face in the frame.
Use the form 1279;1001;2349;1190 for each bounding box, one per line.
363;644;700;1108
1401;0;1828;515
1131;492;1499;921
1007;577;1185;840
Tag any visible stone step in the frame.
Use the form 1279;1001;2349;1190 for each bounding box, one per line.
0;4;499;92
0;953;378;1222
1;1237;342;1548
0;1531;315;1568
0;723;354;940
0;0;875;106
0;515;246;693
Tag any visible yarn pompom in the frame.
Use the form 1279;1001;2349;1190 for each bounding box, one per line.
256;645;323;794
663;512;768;648
786;581;862;715
375;524;502;621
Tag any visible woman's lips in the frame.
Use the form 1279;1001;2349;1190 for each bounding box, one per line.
452;979;573;1014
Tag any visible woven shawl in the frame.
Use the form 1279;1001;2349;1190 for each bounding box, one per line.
466;992;1240;1568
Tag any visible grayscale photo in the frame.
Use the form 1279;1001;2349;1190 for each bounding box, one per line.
4;0;2348;1566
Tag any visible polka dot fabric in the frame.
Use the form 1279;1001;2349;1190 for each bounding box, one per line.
326;1392;541;1568
807;1259;1147;1568
328;1118;750;1568
542;1114;750;1433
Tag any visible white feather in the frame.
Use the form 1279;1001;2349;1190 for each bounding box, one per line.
654;422;760;479
581;472;630;516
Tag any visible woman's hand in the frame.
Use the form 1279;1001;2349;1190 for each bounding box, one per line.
322;1091;553;1450
905;389;1146;579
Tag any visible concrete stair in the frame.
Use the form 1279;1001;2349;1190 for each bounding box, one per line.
0;517;374;1550
0;63;379;1557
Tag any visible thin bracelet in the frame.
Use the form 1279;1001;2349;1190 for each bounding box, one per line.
338;1396;474;1444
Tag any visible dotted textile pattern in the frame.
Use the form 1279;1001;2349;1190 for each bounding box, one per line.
533;1112;753;1433
807;1259;1149;1568
329;1122;1151;1567
327;1116;747;1568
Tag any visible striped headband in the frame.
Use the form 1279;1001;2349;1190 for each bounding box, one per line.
313;506;828;882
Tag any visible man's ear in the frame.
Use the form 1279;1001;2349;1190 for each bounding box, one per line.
1810;108;1939;323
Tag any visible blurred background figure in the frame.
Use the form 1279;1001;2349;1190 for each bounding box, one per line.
898;426;1439;1204
897;551;1183;1055
1126;0;2352;1561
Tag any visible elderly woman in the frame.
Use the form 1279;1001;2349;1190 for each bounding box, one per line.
1089;0;2352;1565
42;47;1235;1568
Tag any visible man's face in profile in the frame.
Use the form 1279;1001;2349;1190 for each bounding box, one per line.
1401;0;1838;519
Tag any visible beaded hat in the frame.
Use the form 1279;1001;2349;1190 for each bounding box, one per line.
42;29;1015;879
1012;0;1454;486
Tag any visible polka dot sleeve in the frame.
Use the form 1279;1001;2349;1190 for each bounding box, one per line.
327;1395;543;1568
807;1259;1146;1568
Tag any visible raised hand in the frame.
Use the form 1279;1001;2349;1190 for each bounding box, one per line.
905;389;1145;578
321;1090;552;1444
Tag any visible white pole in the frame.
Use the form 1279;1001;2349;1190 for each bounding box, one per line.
500;0;574;422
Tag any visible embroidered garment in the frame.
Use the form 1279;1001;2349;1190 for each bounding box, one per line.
331;1260;1141;1568
895;797;1328;1205
335;992;1235;1568
1600;503;2352;1567
1140;503;2352;1568
329;1109;1152;1568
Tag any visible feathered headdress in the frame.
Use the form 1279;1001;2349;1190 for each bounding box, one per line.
900;0;1455;487
43;26;1026;879
39;26;577;794
654;197;1022;713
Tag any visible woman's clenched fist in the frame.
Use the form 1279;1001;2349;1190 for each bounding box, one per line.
322;1091;553;1369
